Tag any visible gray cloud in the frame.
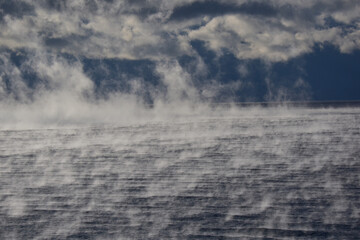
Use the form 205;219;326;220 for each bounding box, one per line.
0;0;359;62
0;0;34;21
40;0;68;12
0;0;359;125
0;0;358;108
169;1;277;21
44;37;69;49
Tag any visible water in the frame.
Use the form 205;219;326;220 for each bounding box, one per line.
0;107;359;239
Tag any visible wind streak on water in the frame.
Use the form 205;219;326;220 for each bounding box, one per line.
0;107;359;239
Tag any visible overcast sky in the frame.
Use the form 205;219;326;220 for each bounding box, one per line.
1;0;360;105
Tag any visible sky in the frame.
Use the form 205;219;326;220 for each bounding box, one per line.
0;0;360;113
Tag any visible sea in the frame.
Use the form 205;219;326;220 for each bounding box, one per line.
1;105;359;239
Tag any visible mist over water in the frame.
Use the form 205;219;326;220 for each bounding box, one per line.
0;33;359;240
1;104;359;239
1;0;360;238
1;51;359;239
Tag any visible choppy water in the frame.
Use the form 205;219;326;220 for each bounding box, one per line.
1;107;359;239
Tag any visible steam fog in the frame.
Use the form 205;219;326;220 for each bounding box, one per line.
1;106;359;239
1;0;360;239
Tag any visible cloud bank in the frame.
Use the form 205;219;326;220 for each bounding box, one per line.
0;0;359;127
1;0;359;60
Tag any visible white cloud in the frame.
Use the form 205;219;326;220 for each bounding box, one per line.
188;11;359;61
0;0;359;61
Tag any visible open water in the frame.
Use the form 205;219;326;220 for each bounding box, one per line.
0;106;359;239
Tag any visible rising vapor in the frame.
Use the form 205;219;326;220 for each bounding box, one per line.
0;1;360;239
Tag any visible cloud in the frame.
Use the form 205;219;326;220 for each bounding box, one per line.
188;14;347;61
185;0;359;61
0;0;359;117
0;0;34;21
44;37;69;48
0;49;94;103
0;0;359;62
169;1;277;21
0;51;30;101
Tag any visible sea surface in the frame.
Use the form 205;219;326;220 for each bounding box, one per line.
1;106;359;239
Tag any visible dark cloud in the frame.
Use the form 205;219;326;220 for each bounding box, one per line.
169;1;277;21
82;58;163;103
238;2;278;17
84;0;99;13
313;0;360;13
123;7;158;19
40;0;67;11
125;0;149;7
169;0;359;26
278;0;360;25
0;49;45;102
44;37;69;49
39;0;105;13
0;0;34;20
303;44;360;101
121;0;159;19
38;0;158;19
